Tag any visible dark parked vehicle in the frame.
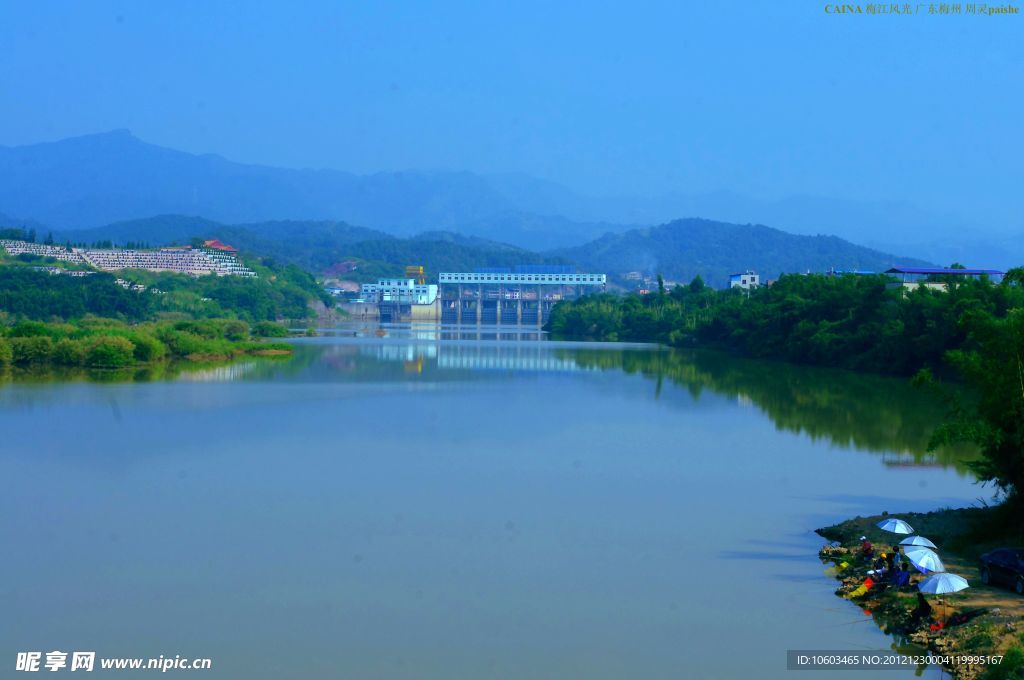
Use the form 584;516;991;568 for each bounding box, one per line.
979;548;1024;595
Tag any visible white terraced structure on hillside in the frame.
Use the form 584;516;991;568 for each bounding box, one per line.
1;240;255;277
0;240;86;264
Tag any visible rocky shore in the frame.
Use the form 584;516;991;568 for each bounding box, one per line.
816;509;1024;679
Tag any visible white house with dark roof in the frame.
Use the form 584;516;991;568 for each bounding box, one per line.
729;270;759;290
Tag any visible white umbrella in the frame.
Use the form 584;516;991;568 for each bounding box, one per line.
900;536;938;550
877;518;914;534
918;572;969;620
918;572;968;594
905;546;945;574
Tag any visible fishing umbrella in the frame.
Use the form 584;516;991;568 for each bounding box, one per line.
877;518;914;534
900;536;937;550
904;546;945;574
918;572;969;621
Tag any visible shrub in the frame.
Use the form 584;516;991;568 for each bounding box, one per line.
79;316;129;330
10;336;54;364
155;328;204;356
155;327;235;358
223;320;250;342
128;333;167;362
985;645;1023;679
0;337;12;366
85;336;136;368
253;321;289;337
9;320;55;338
52;338;88;366
173;320;224;339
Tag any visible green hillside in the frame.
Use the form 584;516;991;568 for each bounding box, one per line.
556;218;932;287
43;214;935;286
53;215;569;280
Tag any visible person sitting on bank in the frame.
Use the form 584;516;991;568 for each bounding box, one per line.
895;562;911;589
910;592;932;624
860;536;873;559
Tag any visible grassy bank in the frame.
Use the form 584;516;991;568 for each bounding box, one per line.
0;317;293;370
818;508;1024;679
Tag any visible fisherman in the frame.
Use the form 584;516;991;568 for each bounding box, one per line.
860;535;874;559
896;562;911;588
910;591;932;625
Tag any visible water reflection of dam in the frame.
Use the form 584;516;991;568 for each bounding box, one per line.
359;344;439;362
437;345;587;373
357;343;587;373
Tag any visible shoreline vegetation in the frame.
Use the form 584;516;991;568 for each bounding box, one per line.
550;271;1024;673
0;317;294;375
549;270;1024;499
0;240;333;324
547;271;1023;376
0;236;334;379
818;509;1024;679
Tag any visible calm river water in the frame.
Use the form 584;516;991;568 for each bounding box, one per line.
0;325;983;678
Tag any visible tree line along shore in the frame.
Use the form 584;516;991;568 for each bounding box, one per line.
548;270;1024;505
549;270;1024;677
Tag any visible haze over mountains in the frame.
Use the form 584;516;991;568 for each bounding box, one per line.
34;213;927;289
0;130;1005;282
0;130;624;249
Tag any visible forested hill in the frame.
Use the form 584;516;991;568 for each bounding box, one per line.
555;218;932;287
48;214;927;285
52;215;568;280
53;215;390;257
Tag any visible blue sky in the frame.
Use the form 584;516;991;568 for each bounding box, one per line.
0;1;1020;226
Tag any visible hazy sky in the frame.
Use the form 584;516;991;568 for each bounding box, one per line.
1;1;1020;225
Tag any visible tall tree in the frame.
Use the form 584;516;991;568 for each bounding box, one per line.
929;308;1024;505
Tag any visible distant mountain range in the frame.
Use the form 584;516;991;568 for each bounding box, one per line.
556;219;930;286
3;130;1015;283
35;213;926;288
0;130;624;250
1;129;1016;267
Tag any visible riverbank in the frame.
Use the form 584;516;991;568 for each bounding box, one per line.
817;508;1024;679
0;318;294;371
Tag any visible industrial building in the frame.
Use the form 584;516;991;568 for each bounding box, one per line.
353;277;440;322
439;265;606;325
884;266;1005;292
360;279;439;305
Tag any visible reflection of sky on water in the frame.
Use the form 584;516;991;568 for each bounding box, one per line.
0;327;974;678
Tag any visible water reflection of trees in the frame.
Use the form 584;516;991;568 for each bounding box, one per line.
1;338;979;474
0;356;283;387
559;348;979;471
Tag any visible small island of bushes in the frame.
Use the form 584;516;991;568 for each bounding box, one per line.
0;317;293;370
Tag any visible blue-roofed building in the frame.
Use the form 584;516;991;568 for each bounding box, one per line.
729;270;759;290
885;266;1005;292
